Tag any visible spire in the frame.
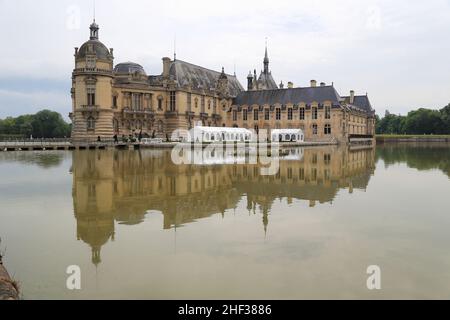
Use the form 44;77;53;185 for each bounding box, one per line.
264;38;269;74
90;0;99;40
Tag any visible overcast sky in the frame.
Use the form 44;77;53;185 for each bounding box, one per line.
1;0;450;120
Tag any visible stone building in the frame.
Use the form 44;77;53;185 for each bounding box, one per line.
70;21;376;144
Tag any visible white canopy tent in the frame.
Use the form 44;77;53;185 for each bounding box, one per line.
271;129;304;143
189;126;254;143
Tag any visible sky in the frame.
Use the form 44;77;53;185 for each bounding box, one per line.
1;0;450;120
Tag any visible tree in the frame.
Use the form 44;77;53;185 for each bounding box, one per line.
403;108;444;135
31;110;71;138
440;104;450;134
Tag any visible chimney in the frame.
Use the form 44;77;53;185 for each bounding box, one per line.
279;81;284;89
247;71;253;91
310;80;317;87
320;82;326;87
350;90;355;104
162;57;171;78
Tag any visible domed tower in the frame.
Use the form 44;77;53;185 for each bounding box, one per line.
71;21;115;142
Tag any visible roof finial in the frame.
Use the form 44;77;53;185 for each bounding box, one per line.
93;0;96;22
264;37;269;74
174;33;177;61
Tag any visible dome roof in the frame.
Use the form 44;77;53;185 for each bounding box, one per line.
114;62;147;75
77;40;111;60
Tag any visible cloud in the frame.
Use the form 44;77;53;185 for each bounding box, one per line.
1;0;450;118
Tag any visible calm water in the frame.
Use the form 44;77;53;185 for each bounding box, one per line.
0;144;449;300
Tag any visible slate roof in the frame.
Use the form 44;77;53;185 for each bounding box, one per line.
234;85;342;106
258;71;278;90
169;60;244;97
114;62;147;75
77;40;111;60
342;95;374;113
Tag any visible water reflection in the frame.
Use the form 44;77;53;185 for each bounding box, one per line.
71;146;376;265
0;151;66;168
377;143;450;178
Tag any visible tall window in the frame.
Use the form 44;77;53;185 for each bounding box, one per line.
87;117;95;130
87;87;96;106
243;109;248;121
276;108;281;120
325;106;331;119
300;107;305;120
312;107;318;120
86;57;96;68
187;93;192;112
158;97;163;110
265;109;270;121
169;91;176;111
288;108;293;120
312;124;318;135
254;109;259;121
324;124;331;135
132;93;142;111
233;110;237;121
112;96;118;108
201;96;205;113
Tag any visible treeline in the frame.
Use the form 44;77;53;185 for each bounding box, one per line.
0;110;71;139
376;104;450;135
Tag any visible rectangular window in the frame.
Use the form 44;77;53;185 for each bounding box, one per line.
312;107;318;120
132;93;142;111
265;109;270;121
169;92;176;111
187;93;192;112
254;109;259;121
243;109;248;121
300;107;305;120
325;106;331;119
233;110;237;121
288;108;293;120
324;154;331;165
324;124;332;135
299;168;305;180
158;98;163;110
87;87;95;106
112;96;117;108
276;108;281;120
201;96;205;113
313;124;318;135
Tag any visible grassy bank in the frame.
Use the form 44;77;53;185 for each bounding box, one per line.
376;134;450;142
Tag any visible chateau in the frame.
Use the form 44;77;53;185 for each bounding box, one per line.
70;21;376;144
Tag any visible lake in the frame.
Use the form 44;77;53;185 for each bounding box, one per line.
0;144;449;299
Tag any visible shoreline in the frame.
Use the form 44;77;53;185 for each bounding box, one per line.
376;136;450;143
0;255;19;300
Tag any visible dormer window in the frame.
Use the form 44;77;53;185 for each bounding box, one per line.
86;57;96;68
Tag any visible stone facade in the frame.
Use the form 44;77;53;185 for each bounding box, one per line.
71;21;376;144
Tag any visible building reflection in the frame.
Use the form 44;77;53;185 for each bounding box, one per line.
72;146;375;264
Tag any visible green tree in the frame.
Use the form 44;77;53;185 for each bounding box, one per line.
31;110;71;138
403;108;444;135
440;104;450;134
